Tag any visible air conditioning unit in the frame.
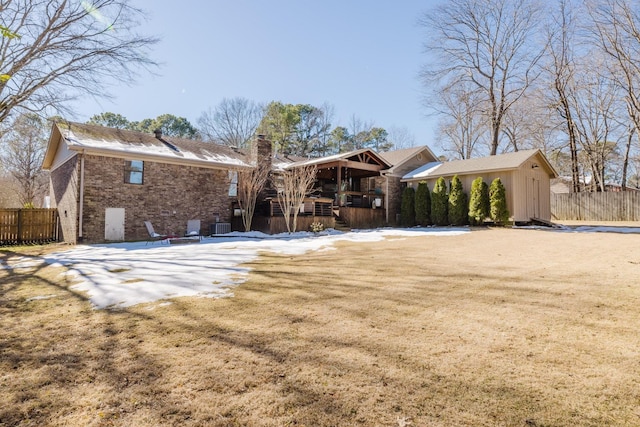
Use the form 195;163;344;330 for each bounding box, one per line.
211;222;231;235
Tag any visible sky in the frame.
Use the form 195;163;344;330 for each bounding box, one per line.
72;0;444;150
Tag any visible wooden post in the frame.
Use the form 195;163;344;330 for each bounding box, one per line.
337;166;342;206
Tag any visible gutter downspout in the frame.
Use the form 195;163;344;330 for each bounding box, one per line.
383;171;389;224
78;151;85;241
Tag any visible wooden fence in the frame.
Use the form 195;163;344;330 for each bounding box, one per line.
551;192;640;221
0;208;59;245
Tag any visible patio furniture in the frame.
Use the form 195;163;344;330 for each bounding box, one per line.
185;219;202;241
144;221;168;245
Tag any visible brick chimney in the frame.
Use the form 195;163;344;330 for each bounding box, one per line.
252;134;272;169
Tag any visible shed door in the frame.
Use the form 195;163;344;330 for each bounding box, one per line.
527;178;540;219
105;208;125;241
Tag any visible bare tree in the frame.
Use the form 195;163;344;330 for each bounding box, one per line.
545;0;583;192
569;55;623;191
388;126;416;150
435;82;487;159
197;97;263;148
236;162;271;232
0;0;158;126
420;0;546;155
589;0;640;190
0;113;49;206
275;164;317;233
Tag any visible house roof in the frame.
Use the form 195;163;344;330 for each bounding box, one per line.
402;149;558;181
379;145;437;167
283;148;392;170
378;145;438;176
43;122;252;170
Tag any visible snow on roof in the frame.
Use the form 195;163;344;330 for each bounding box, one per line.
401;161;443;180
59;122;252;168
402;149;557;181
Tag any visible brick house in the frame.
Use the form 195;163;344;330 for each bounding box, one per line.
43;122;441;243
42;122;272;243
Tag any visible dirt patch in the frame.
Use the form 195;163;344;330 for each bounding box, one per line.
1;228;639;426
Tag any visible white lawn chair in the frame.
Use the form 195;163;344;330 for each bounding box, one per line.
144;221;168;245
185;219;202;241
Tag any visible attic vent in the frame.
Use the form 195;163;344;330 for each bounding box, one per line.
417;153;423;161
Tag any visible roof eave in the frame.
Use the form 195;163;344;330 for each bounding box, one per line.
66;144;252;170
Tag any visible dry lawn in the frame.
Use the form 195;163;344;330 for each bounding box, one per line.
1;228;639;426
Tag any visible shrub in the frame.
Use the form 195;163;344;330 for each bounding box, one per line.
448;175;468;226
415;181;431;225
309;222;324;233
468;177;490;225
400;186;416;226
431;177;448;226
489;177;510;225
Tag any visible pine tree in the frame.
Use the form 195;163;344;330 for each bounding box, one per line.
415;181;431;225
431;177;448;226
468;177;489;225
489;178;510;225
400;186;416;226
448;175;468;226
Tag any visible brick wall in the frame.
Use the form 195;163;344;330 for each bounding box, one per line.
50;156;79;243
81;155;234;243
386;176;403;226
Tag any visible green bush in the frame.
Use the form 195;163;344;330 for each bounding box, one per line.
468;177;489;225
448;175;468;226
489;177;510;225
400;186;416;226
431;177;448;226
415;181;431;225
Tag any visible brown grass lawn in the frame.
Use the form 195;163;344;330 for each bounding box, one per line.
1;228;640;426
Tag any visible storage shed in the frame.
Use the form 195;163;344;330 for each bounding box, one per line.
401;149;558;223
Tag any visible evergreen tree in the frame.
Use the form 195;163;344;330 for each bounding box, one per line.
489;178;510;225
400;186;416;226
468;177;490;225
431;177;448;225
415;181;431;225
448;175;468;225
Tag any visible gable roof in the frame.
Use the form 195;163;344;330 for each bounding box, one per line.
379;145;437;167
283;148;391;170
378;145;438;176
402;149;558;181
43;122;252;170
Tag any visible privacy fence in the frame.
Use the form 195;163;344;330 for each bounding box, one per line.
551;192;640;221
0;208;59;246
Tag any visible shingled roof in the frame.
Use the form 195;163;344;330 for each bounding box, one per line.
402;149;558;181
43;122;252;170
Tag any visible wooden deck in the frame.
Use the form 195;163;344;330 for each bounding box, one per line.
338;206;386;229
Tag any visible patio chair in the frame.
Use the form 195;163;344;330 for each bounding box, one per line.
144;221;168;245
185;219;202;241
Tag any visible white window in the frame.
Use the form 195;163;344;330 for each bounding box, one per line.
125;160;143;184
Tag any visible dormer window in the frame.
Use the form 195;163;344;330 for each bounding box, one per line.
125;160;144;184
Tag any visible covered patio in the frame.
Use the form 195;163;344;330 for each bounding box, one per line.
296;149;391;229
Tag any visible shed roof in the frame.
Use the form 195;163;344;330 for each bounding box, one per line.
402;149;558;181
43;122;252;170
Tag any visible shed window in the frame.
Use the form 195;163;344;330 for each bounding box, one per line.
125;160;144;184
